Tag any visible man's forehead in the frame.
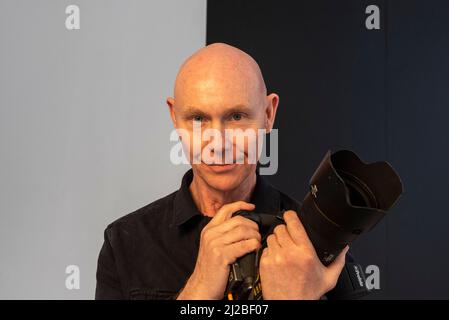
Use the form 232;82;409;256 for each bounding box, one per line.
173;44;267;104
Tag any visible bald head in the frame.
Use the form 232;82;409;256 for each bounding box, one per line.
166;42;279;192
173;43;267;108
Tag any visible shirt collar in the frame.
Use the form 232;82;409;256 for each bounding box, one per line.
172;168;281;227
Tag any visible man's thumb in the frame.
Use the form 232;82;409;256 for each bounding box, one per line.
326;245;349;280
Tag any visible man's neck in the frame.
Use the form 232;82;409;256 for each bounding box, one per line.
189;171;257;217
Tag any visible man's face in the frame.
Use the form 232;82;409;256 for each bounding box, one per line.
170;76;268;191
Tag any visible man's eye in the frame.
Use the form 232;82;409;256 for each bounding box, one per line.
192;115;203;122
231;113;243;121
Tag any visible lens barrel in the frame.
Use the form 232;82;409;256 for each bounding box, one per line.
299;150;403;264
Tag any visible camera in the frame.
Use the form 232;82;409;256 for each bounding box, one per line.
226;150;403;300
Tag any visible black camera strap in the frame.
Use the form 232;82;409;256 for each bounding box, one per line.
326;261;371;299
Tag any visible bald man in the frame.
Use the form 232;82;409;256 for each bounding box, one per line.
95;43;351;300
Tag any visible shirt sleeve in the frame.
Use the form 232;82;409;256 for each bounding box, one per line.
95;227;124;300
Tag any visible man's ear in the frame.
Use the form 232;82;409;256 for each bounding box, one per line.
166;97;178;128
265;93;279;133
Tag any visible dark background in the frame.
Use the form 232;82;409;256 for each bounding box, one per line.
207;0;449;299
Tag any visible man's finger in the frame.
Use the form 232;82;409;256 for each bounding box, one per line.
283;210;312;247
326;245;349;281
225;238;261;262
273;224;294;248
221;226;261;245
209;201;255;226
266;234;281;251
215;215;259;234
260;247;270;262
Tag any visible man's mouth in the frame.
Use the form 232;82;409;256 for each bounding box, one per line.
203;161;237;172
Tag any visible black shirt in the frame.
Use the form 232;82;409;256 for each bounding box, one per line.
95;169;362;300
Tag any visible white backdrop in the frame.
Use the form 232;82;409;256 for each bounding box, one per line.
0;0;205;299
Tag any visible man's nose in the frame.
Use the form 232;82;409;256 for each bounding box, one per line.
207;120;232;152
209;119;224;133
208;120;226;143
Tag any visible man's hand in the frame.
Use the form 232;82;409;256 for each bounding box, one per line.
259;210;348;300
177;201;261;300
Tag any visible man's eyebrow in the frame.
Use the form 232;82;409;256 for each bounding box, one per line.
183;106;209;115
183;104;252;115
224;105;252;114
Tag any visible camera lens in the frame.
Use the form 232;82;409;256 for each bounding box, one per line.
299;150;403;264
336;170;378;208
227;150;403;300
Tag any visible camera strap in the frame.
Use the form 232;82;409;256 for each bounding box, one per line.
325;261;371;299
